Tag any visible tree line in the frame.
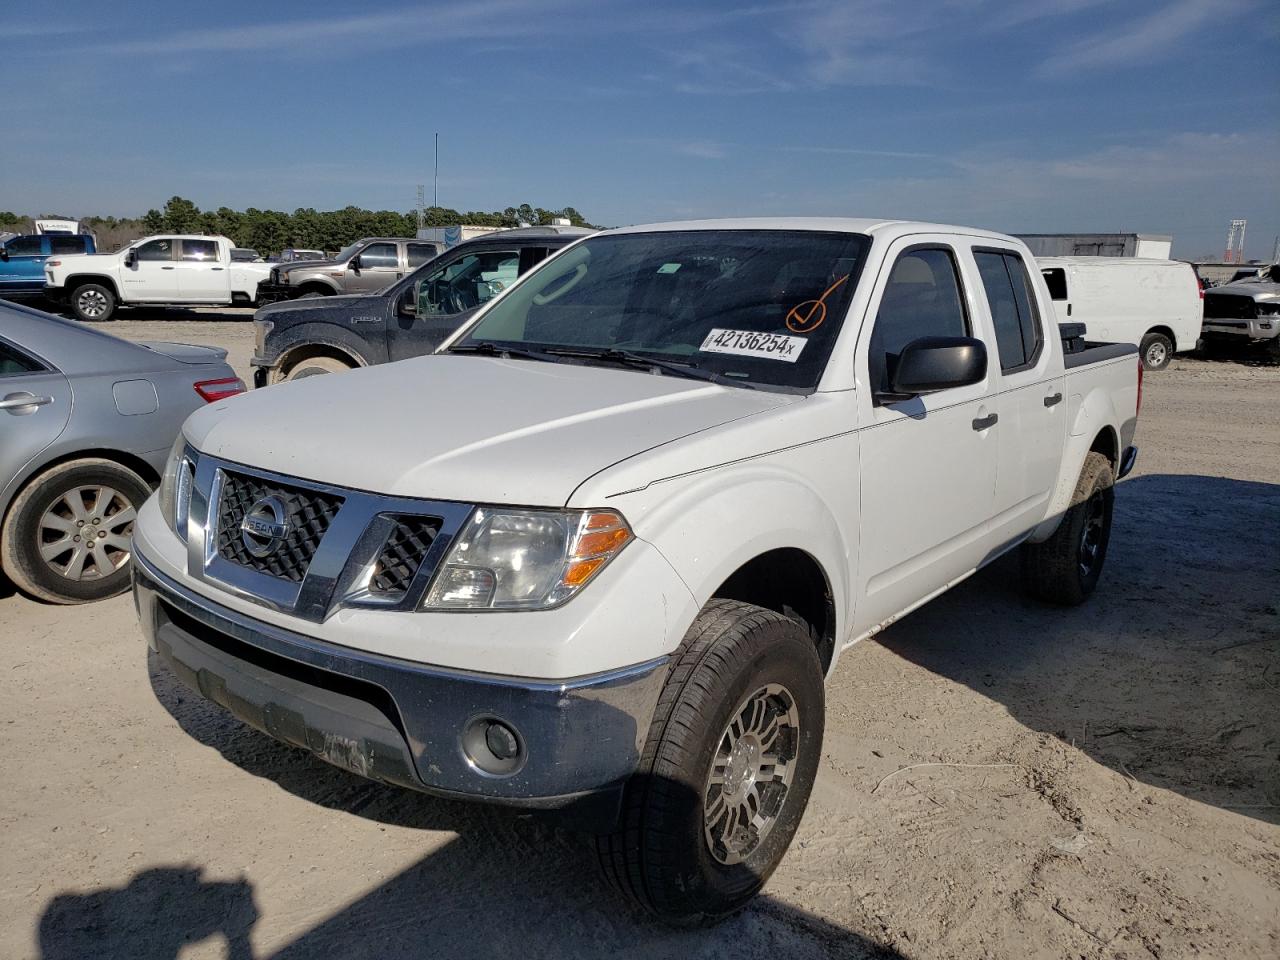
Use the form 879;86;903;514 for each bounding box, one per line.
0;198;596;254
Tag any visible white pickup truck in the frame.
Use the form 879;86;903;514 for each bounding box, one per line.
131;218;1140;924
44;235;270;322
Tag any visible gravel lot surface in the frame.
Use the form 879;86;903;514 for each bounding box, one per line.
2;316;1277;959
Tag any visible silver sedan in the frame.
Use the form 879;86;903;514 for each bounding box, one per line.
0;301;243;602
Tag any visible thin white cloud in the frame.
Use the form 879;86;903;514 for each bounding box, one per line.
1037;0;1254;76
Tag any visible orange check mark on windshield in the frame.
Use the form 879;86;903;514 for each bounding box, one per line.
786;274;849;334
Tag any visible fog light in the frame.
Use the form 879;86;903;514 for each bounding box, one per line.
461;716;525;776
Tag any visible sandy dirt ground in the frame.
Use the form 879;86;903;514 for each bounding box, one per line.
1;316;1277;959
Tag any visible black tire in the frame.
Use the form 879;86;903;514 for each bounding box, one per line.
1139;332;1173;371
71;282;116;322
1020;451;1114;606
1;459;151;603
595;599;825;925
281;355;352;381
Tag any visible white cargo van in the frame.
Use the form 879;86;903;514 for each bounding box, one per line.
1037;257;1202;370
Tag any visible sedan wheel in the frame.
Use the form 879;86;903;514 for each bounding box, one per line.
38;485;136;581
1;459;151;603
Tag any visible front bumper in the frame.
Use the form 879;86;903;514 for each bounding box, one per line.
133;551;668;826
254;282;293;304
1202;318;1279;341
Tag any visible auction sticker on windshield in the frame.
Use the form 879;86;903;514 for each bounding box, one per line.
700;328;806;363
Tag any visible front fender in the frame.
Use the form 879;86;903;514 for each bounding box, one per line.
262;322;381;371
610;460;855;651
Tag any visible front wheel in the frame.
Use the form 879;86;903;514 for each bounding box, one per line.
596;599;825;925
280;355;353;382
1020;451;1115;605
1;459;151;603
71;283;116;322
1140;332;1174;371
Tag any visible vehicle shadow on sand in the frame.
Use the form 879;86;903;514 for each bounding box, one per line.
43;662;898;960
876;472;1280;824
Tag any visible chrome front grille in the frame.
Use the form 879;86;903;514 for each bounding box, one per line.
188;457;474;622
369;516;443;598
215;471;343;582
1204;295;1256;320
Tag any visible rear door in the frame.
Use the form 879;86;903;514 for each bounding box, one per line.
0;236;47;294
0;338;73;502
122;238;181;301
971;245;1064;541
175;238;228;302
387;246;522;361
853;239;1000;634
346;242;401;294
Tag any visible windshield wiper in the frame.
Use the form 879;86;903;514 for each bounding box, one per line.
448;341;560;363
539;347;756;389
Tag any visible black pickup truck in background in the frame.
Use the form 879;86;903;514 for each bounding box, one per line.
250;226;592;386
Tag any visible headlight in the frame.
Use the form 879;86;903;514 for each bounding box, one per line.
158;435;196;542
254;318;274;354
1257;301;1280;317
423;508;632;611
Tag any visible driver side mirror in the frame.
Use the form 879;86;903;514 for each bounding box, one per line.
880;336;987;401
0;248;8;262
399;281;421;318
349;254;362;272
123;249;137;267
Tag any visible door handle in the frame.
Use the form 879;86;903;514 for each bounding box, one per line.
1066;303;1072;317
211;267;224;271
0;393;53;410
1043;392;1063;407
971;413;998;431
161;265;175;270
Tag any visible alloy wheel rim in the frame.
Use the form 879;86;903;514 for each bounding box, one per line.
1146;342;1166;367
703;682;800;866
78;290;106;318
1078;492;1106;579
37;485;136;581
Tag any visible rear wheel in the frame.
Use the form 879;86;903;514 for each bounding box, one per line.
71;283;116;322
1;459;150;603
1140;332;1173;371
1020;451;1114;605
595;599;825;925
281;355;353;382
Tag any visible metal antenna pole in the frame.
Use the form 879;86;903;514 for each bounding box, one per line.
433;133;439;208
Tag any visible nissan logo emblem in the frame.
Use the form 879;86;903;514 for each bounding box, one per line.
240;495;290;558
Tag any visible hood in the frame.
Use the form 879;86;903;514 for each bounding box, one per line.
1207;279;1280;300
257;292;377;318
277;258;342;274
136;341;229;365
183;355;795;506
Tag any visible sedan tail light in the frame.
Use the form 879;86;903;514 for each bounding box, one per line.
194;377;246;402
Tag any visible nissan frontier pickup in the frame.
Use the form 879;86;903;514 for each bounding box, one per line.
131;218;1140;924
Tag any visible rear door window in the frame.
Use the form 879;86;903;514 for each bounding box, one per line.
181;239;219;262
974;250;1043;372
406;243;438;267
868;247;969;394
49;236;88;255
1041;267;1067;300
0;341;43;376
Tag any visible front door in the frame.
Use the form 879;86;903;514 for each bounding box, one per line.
122;238;181;301
346;242;401;294
0;236;47;295
388;248;521;361
0;340;73;499
175;238;227;302
853;241;1000;636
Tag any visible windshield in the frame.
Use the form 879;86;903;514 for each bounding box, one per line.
454;230;870;391
335;242;362;261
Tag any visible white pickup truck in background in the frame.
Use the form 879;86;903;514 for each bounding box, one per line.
131;218;1140;924
1036;256;1203;370
44;235;270;322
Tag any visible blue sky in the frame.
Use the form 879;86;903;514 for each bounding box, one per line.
3;0;1277;259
